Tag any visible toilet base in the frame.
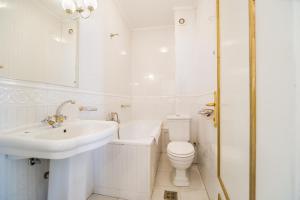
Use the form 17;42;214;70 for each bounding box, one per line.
173;169;190;187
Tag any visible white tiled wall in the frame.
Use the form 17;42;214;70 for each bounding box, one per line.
197;115;217;200
0;81;131;131
131;26;176;97
93;138;161;200
130;9;215;154
175;7;216;96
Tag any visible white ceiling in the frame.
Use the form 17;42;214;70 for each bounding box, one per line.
114;0;197;29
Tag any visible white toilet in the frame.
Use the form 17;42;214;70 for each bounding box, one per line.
166;114;195;187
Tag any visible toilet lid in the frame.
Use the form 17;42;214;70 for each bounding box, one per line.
167;142;195;157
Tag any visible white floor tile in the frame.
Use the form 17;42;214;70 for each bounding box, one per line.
188;166;206;190
157;154;172;172
180;190;209;200
151;188;166;200
151;188;182;200
154;170;174;188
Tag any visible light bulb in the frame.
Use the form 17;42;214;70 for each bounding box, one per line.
83;0;98;11
61;0;76;14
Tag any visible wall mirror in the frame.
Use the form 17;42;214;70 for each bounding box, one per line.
0;0;78;87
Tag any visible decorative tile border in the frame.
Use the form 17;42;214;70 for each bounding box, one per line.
0;78;132;132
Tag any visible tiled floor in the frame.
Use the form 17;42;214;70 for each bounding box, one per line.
88;195;121;200
88;153;209;200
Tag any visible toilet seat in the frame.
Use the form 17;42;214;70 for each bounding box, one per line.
167;153;194;162
167;142;195;158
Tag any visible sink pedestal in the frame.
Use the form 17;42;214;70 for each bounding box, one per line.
48;152;94;200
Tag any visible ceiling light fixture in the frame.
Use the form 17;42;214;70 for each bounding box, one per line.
61;0;98;19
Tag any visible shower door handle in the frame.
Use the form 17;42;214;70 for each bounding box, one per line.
205;91;218;128
206;102;216;107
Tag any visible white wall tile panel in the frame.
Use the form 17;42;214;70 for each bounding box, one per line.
93;138;161;200
197;115;218;200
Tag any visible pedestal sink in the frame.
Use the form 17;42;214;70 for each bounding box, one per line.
0;120;118;200
0;120;117;159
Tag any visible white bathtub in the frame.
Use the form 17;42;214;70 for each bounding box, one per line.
93;120;162;200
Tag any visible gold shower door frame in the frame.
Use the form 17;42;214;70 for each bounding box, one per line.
216;0;256;199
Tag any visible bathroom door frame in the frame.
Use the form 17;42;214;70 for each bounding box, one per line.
216;0;257;199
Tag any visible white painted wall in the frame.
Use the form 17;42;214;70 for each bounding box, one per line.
256;0;297;199
0;0;132;199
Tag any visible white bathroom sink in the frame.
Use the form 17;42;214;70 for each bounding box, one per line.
0;120;118;159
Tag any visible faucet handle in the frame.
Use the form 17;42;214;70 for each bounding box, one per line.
41;116;52;123
55;115;67;123
41;116;56;127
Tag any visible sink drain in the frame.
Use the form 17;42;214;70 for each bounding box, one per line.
164;191;178;200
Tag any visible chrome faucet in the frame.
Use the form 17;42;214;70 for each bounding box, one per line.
110;112;120;123
42;100;76;128
110;112;120;139
56;100;76;117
